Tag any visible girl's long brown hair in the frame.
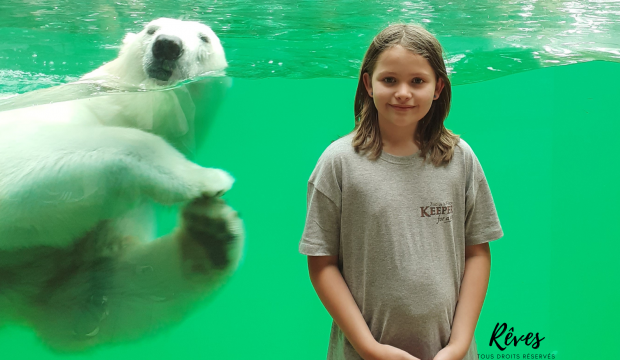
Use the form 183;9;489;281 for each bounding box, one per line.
352;23;460;166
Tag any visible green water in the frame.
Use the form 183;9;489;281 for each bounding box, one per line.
1;1;619;359
1;0;620;89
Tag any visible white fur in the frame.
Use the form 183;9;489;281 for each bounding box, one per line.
0;18;229;133
83;18;228;87
0;18;244;351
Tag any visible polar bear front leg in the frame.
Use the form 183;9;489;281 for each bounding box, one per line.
0;124;234;250
144;162;235;204
111;127;236;204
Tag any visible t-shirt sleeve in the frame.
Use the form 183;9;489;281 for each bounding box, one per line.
299;150;342;256
464;150;504;246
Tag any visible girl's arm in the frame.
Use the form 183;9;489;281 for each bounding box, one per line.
308;256;420;360
308;255;377;358
438;243;491;359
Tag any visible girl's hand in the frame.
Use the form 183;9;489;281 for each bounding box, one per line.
432;344;465;360
363;343;421;360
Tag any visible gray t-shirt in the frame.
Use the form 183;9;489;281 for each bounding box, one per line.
299;132;504;360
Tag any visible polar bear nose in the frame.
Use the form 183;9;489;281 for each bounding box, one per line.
152;35;183;61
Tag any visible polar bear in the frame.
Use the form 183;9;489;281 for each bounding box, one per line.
0;17;231;155
0;18;244;351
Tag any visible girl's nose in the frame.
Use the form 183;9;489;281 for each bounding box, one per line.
395;84;412;101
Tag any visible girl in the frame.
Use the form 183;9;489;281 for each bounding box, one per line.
299;24;503;360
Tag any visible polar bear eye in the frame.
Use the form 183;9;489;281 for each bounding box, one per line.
199;34;210;44
146;27;158;35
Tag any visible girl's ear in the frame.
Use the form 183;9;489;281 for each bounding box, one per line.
435;77;445;99
363;72;373;97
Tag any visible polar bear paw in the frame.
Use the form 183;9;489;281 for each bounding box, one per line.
180;195;243;271
195;168;235;198
145;166;235;204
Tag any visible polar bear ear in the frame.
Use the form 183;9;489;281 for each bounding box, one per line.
122;32;138;45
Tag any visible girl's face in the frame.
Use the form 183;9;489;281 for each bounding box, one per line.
363;45;444;135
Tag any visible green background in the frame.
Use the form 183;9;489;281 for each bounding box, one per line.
1;1;619;359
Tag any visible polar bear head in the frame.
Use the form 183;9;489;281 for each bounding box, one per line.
86;18;228;87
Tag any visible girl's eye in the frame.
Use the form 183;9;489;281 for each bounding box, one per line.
382;77;423;84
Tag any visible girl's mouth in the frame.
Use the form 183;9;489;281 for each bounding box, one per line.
390;104;415;110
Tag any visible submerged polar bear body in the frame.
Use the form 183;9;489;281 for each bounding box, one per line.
0;18;244;351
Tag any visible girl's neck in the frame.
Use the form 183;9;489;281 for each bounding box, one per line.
379;122;420;156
